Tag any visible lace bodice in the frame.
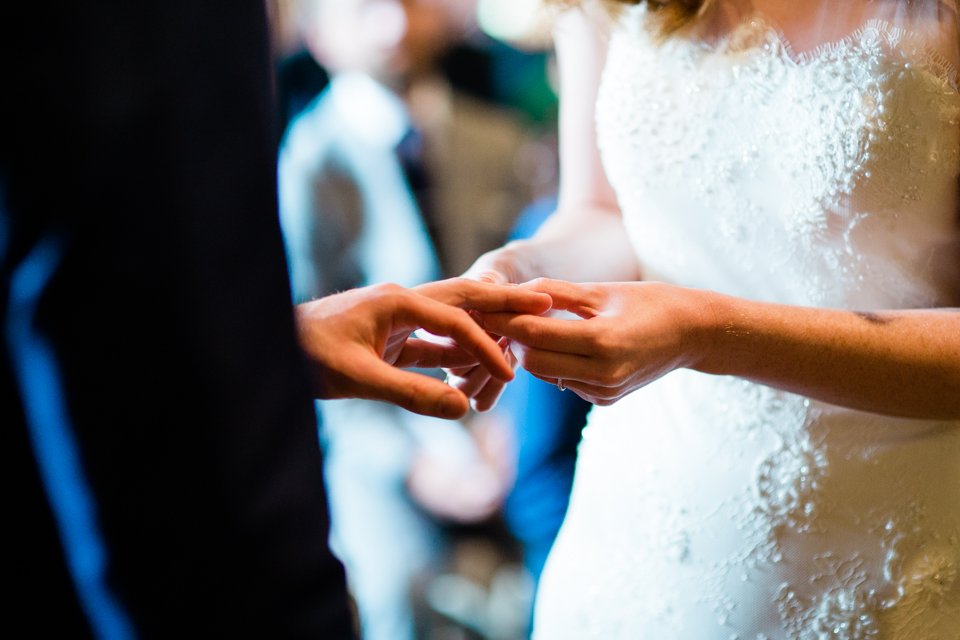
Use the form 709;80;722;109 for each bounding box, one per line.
534;4;960;638
596;7;960;309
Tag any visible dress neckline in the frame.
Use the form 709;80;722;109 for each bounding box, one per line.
665;10;960;92
758;16;956;85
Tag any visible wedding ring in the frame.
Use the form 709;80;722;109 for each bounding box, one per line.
556;378;565;392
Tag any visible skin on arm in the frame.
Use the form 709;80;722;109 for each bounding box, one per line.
465;7;640;286
466;9;960;422
449;8;640;409
295;279;551;419
481;279;960;420
699;294;960;420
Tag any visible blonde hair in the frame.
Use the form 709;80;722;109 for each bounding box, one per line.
556;0;709;38
638;0;709;37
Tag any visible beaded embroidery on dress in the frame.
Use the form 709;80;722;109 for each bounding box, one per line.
533;2;960;638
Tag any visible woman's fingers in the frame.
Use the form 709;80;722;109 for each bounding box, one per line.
446;368;508;412
466;269;510;285
482;312;599;355
451;348;517;412
529;373;627;406
393;339;482;370
509;341;615;385
447;364;493;398
471;378;509;412
414;278;552;315
519;278;605;318
446;364;479;377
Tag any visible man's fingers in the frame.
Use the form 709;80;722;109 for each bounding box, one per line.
415;278;552;315
348;354;470;419
394;293;515;381
393;339;480;370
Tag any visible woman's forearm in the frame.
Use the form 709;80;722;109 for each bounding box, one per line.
695;293;960;419
478;206;641;284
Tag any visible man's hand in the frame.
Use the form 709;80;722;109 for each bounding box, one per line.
295;279;551;419
444;249;529;412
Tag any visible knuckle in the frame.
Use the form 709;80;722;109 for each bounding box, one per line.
525;322;546;346
528;277;551;290
371;282;405;306
443;277;471;303
592;328;618;356
450;306;473;326
404;381;430;411
372;282;402;294
589;284;609;304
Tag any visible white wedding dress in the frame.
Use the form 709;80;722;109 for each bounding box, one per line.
533;1;960;638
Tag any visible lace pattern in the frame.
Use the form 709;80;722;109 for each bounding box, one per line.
596;9;960;308
534;5;960;639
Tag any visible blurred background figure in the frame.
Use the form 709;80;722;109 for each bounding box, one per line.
273;0;551;638
278;0;539;279
268;0;331;135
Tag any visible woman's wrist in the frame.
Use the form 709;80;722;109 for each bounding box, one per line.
687;290;777;379
679;287;730;374
465;240;540;284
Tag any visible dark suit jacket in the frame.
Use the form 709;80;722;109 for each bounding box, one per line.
2;2;352;636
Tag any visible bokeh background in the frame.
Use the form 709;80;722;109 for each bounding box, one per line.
263;2;592;639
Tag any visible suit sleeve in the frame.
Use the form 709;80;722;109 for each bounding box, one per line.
3;2;354;637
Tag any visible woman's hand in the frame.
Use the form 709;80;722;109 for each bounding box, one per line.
479;279;715;406
443;245;540;411
445;202;639;412
460;242;536;286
